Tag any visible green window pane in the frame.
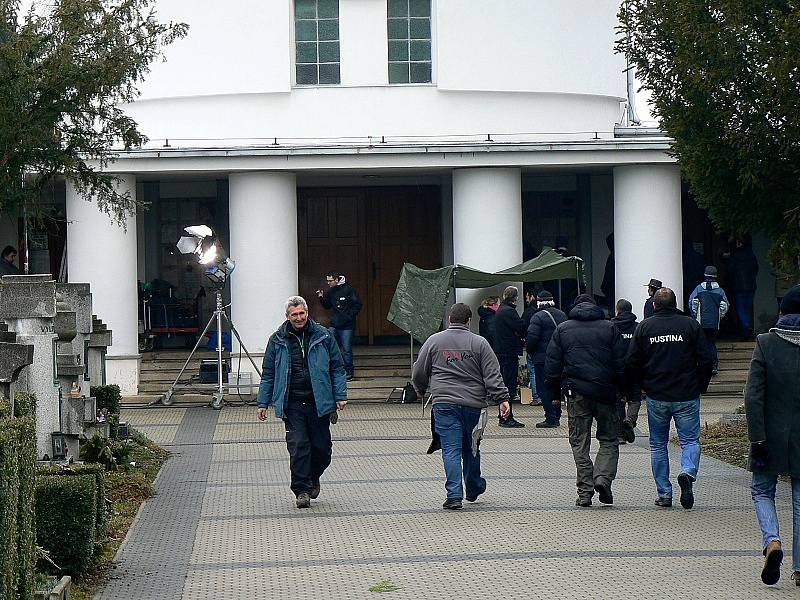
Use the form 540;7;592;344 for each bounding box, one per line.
409;0;430;17
318;19;338;41
295;0;316;19
296;64;318;85
295;20;317;42
296;41;317;64
318;0;338;18
410;40;430;61
410;61;431;83
409;18;430;39
387;18;409;40
319;63;340;84
388;40;409;61
389;62;409;83
318;41;340;63
388;0;408;17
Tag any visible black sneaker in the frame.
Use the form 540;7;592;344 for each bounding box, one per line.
296;493;311;508
466;478;487;502
594;481;613;505
576;497;592;507
677;473;695;509
499;417;525;428
442;498;462;510
654;496;672;507
621;419;636;443
311;480;321;499
535;420;559;428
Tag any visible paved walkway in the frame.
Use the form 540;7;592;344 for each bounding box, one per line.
96;400;797;599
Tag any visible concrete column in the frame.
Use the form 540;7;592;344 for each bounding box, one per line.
228;172;297;384
66;175;140;394
452;168;522;328
614;164;683;319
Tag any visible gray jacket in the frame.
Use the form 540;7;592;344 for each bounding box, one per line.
412;324;509;409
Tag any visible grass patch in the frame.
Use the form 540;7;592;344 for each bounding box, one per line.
369;580;401;593
68;432;168;600
700;421;748;470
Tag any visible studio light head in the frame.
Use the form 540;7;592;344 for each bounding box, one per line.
176;225;235;287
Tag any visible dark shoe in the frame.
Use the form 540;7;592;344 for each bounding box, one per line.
791;571;800;586
711;368;719;377
296;493;311;508
621;419;636;443
575;497;592;507
531;398;543;406
466;478;486;502
535;420;559;428
618;437;627;445
677;473;695;509
762;540;783;585
594;481;613;505
346;374;354;381
311;480;320;499
499;417;525;428
442;498;462;510
654;496;672;508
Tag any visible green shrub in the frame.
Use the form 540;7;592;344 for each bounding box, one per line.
14;391;37;419
35;474;97;576
0;419;21;600
90;385;121;414
37;465;108;540
0;398;11;419
16;415;37;600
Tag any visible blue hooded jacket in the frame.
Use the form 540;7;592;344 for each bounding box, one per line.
256;319;347;418
688;280;729;329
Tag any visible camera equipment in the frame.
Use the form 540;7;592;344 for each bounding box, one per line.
161;225;261;409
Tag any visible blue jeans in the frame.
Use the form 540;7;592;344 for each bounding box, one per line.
646;398;701;498
534;363;561;424
329;327;354;376
752;472;800;570
526;355;538;398
433;403;485;501
734;292;754;335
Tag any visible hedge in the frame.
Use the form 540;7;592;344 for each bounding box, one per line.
0;419;21;600
37;465;108;540
90;384;121;414
14;392;36;600
35;474;97;576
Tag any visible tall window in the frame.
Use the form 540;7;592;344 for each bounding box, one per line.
295;0;340;85
387;0;432;84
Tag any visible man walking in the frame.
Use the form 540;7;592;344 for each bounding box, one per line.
626;288;713;509
611;299;641;443
643;278;662;319
413;303;511;509
745;285;800;586
526;290;566;428
257;296;347;508
492;286;528;427
545;294;627;507
688;266;729;375
317;271;362;381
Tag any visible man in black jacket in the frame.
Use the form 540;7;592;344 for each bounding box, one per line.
626;288;713;510
317;271;362;381
643;278;662;319
527;290;566;428
492;286;527;428
545;294;627;507
611;299;640;443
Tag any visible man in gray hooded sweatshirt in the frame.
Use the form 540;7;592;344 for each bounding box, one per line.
413;303;510;510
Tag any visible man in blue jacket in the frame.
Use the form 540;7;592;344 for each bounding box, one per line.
688;266;729;375
257;296;348;508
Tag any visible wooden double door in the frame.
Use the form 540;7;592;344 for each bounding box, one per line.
298;187;442;343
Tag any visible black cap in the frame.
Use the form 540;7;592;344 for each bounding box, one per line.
704;266;718;278
537;290;553;301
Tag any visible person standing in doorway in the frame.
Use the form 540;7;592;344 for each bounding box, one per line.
643;278;662;319
317;271;362;381
257;296;347;508
611;299;640;443
522;289;541;405
526;290;566;428
725;238;759;340
745;285;800;586
492;286;528;428
0;245;19;275
412;303;511;509
626;288;713;510
688;266;729;375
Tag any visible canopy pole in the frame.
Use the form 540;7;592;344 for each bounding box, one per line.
575;261;580;299
558;280;562;309
410;333;414;372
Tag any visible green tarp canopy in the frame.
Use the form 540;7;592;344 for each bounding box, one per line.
387;248;584;342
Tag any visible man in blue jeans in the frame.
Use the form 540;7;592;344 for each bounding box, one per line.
626;288;713;509
412;303;510;509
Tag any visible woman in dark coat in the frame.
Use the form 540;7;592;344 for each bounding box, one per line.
745;285;800;587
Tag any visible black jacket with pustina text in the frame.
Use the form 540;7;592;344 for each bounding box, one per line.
625;307;714;402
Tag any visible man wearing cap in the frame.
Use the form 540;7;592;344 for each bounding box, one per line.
643;278;663;319
688;266;729;374
526;290;567;428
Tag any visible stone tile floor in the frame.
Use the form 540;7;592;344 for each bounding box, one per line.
95;400;798;599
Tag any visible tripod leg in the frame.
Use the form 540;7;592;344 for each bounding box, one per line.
223;314;263;378
162;311;217;405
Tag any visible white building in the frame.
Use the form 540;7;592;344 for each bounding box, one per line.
0;0;777;395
